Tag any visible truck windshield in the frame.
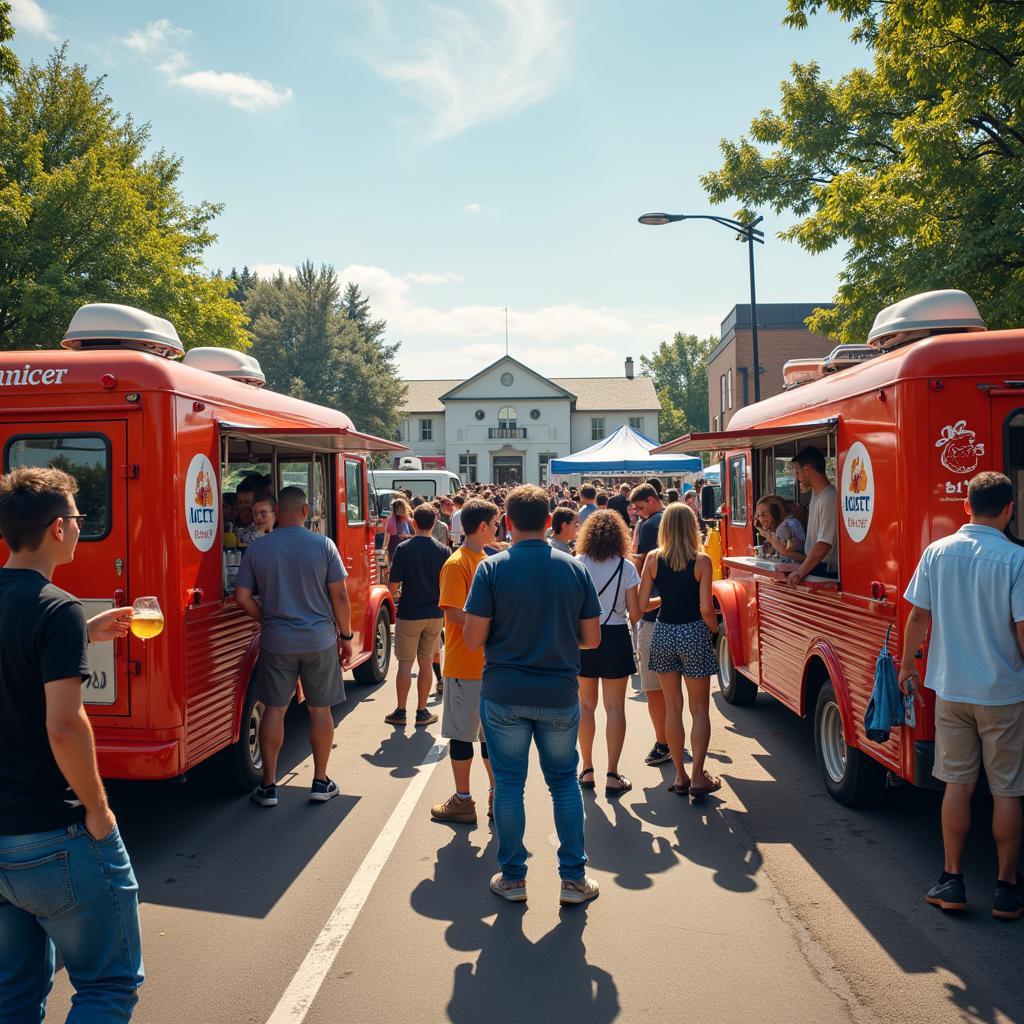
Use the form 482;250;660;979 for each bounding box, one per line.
4;434;110;540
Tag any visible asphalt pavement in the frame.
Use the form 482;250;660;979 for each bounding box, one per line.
43;662;1024;1024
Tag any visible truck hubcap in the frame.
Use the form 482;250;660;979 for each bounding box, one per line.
820;700;847;783
248;701;265;771
375;618;388;672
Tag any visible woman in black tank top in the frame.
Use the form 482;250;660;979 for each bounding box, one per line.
637;503;721;800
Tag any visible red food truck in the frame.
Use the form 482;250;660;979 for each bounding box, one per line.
0;303;405;789
654;290;1024;805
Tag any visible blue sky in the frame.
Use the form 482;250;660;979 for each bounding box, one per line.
9;0;866;378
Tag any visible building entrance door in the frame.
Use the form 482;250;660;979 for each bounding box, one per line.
492;455;523;485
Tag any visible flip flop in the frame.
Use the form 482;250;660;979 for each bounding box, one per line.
578;768;596;789
667;780;691;795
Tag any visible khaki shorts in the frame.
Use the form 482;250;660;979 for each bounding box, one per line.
934;697;1024;797
253;646;345;708
441;677;484;743
394;617;443;662
635;619;660;692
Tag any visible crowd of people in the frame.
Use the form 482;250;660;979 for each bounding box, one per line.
3;456;1024;1020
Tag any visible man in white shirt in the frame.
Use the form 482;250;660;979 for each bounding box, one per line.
449;495;465;547
787;446;838;585
901;471;1024;920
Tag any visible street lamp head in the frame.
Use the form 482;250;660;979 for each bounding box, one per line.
638;212;684;226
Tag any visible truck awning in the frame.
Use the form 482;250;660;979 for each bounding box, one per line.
652;418;837;455
218;422;407;454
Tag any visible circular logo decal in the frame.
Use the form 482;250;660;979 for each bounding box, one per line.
500;371;514;386
841;441;874;543
184;453;218;552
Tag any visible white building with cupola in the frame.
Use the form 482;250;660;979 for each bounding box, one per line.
396;355;660;485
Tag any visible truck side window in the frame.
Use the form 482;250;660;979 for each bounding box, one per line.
345;460;365;524
4;434;111;540
728;455;748;526
1005;411;1024;543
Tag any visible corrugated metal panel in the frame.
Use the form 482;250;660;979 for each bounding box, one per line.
757;584;901;769
184;605;259;766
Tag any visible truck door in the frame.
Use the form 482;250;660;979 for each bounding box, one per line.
2;421;130;715
341;457;369;659
992;396;1024;543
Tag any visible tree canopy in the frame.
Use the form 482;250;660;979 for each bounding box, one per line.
701;0;1024;343
245;264;406;440
0;44;247;350
640;333;714;442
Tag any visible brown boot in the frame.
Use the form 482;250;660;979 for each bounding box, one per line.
431;793;477;824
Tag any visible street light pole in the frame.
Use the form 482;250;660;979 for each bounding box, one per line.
638;211;765;404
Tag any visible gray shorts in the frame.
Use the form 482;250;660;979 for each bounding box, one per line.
635;619;660;692
441;677;484;742
253;645;346;708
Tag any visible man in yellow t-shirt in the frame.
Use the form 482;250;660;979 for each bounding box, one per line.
431;498;500;824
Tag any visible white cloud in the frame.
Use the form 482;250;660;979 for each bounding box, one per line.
462;203;483;214
119;20;292;113
10;0;57;40
405;271;464;285
251;263;297;280
365;0;571;139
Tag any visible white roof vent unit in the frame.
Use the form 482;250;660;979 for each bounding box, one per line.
868;289;986;350
61;303;184;359
182;347;267;387
398;456;423;470
822;345;879;374
782;357;826;390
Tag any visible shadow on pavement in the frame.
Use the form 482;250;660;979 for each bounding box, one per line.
715;689;1024;1024
361;726;438;778
104;684;378;919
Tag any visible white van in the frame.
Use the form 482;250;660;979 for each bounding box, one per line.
369;468;461;499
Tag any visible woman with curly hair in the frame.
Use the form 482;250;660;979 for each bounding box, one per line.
575;509;642;796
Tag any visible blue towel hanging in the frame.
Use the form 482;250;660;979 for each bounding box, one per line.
865;624;902;743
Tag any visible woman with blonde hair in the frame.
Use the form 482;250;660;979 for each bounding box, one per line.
384;497;412;561
575;510;642;795
638;502;720;800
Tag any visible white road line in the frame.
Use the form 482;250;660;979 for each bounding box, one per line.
266;742;448;1024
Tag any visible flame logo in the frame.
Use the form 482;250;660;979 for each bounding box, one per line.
849;456;869;494
194;469;214;508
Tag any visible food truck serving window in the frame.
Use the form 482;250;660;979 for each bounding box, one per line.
728;455;748;526
4;434;111;540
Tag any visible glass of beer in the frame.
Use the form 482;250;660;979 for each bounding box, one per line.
131;596;164;641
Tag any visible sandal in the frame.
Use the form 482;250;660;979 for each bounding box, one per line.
605;772;632;797
578;767;596;789
689;771;722;801
667;779;691;795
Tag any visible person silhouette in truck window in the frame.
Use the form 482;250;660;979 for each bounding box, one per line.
787;447;838;584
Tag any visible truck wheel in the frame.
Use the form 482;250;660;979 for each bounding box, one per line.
221;683;264;792
813;681;886;806
353;606;391;685
717;627;757;705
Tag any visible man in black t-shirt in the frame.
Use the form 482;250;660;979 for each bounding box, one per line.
386;504;450;727
0;467;142;1020
607;483;632;528
630;483;672;766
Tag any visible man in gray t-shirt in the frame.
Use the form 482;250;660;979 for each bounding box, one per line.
235;486;352;807
788;447;839;584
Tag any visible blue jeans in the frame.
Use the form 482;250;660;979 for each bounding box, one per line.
0;824;143;1023
480;699;587;882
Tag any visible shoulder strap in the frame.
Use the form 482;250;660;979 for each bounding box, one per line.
600;558;625;625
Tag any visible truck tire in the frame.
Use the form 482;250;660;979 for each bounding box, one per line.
717;627;757;705
353;606;391;685
813;681;886;806
221;682;265;792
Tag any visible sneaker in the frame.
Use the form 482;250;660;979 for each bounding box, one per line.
489;872;527;902
415;708;438;726
644;743;672;766
560;876;600;906
431;793;477;823
309;777;339;802
250;784;278;807
384;708;407;726
926;872;967;911
993;880;1024;920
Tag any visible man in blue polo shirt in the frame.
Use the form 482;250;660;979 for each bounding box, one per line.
464;485;602;906
901;471;1024;921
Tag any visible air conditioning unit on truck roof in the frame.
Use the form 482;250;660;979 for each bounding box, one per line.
61;303;184;359
182;347;267;388
868;289;986;350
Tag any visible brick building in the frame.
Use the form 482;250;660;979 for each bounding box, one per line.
707;302;836;431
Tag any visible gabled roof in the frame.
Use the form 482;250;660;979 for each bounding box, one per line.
438;356;576;401
401;369;660;413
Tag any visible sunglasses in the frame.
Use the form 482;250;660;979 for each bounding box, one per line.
46;513;88;526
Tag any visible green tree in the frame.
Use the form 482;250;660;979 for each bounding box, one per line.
227;266;259;305
701;0;1024;343
640;333;714;441
0;2;19;86
341;281;387;346
0;46;247;351
246;261;406;439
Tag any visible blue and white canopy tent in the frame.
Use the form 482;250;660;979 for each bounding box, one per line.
549;425;703;476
